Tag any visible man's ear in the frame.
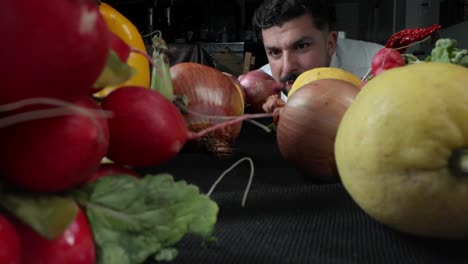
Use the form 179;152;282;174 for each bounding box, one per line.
327;31;338;58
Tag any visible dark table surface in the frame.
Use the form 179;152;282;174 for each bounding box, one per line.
139;118;468;264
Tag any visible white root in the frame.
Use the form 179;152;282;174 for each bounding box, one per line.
187;109;273;139
188;107;274;132
0;97;112;118
0;97;113;143
207;156;255;207
361;36;431;81
245;119;272;133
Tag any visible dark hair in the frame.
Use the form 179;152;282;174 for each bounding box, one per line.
252;0;336;32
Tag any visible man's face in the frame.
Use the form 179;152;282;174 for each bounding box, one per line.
261;14;337;93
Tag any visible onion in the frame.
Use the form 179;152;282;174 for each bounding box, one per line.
276;79;359;182
238;70;283;113
170;62;245;155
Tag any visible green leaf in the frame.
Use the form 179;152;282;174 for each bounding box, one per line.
154;248;178;262
93;50;136;89
402;53;420;64
74;174;219;264
0;192;78;240
426;38;468;67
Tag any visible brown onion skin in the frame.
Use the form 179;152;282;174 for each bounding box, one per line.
170;62;244;153
276;79;359;182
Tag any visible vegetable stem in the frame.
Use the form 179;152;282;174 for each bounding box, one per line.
0;97;113;143
130;47;155;68
188;112;274;140
150;32;175;101
207;157;254;207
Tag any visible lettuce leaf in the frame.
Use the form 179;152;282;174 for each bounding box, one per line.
73;174;218;264
425;38;468;66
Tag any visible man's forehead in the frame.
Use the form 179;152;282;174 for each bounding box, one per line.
261;14;322;48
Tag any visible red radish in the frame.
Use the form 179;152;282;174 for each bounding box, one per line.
13;208;95;264
86;163;140;183
101;86;189;166
371;48;405;77
238;70;283;113
108;30;154;66
0;96;110;192
101;86;271;167
108;31;132;62
0;213;21;264
0;0;109;105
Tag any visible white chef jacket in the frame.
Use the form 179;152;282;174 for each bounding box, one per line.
259;37;383;101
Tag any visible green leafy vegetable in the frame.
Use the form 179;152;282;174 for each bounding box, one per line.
73;174;218;264
402;53;420;65
93;50;136;89
0;187;78;239
424;38;468;66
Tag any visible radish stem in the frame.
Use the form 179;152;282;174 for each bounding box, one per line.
207;157;254;207
245;119;272;133
185;108;273;133
130;47;155;68
150;33;175;101
188;112;274;140
0;97;112;118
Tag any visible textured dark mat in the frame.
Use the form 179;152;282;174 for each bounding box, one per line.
140;120;468;264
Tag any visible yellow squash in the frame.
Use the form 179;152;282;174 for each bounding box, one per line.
288;67;361;97
94;2;150;98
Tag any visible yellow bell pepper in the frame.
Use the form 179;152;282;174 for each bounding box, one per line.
94;2;150;98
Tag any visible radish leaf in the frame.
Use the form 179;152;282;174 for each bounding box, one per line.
0;189;78;240
74;174;218;264
93;50;136;89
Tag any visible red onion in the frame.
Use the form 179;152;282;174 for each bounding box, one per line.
170;63;245;155
276;79;359;182
238;70;283;113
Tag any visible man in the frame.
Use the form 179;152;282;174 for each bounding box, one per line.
253;0;383;104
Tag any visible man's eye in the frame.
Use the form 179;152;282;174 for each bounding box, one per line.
296;43;310;50
268;50;281;57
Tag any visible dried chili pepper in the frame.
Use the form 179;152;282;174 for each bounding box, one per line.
385;24;442;53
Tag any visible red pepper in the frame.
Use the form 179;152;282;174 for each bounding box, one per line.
385;24;442;53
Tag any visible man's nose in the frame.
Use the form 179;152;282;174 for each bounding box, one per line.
281;52;298;76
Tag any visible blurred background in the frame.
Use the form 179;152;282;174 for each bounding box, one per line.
103;0;468;74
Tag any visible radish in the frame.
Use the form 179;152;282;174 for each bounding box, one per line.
101;86;272;167
0;0;110;105
101;86;189;166
86;163;140;183
0;213;21;264
108;31;132;62
108;30;154;66
13;208;95;264
0;96;110;192
371;48;405;77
